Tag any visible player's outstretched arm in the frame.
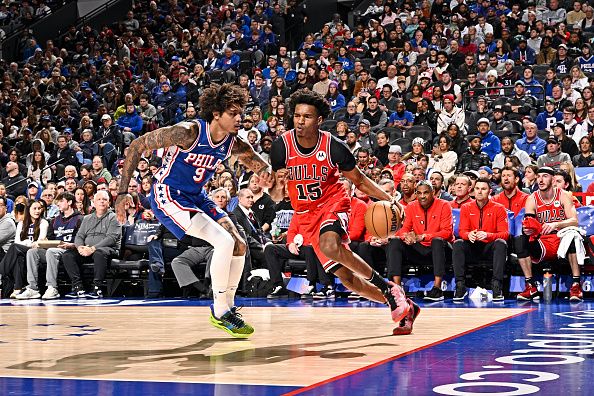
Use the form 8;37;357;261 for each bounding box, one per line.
115;122;198;224
231;135;272;176
342;166;392;202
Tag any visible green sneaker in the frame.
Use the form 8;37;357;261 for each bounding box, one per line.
209;305;254;338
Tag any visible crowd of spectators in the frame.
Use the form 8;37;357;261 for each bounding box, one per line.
0;0;592;301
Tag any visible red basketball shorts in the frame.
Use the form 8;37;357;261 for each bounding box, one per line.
293;197;351;272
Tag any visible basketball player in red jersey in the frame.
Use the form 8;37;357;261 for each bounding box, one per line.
517;166;583;301
266;89;419;334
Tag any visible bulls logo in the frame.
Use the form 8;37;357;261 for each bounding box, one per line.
316;151;327;161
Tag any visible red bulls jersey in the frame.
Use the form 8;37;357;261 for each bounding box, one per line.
533;188;567;224
281;130;350;212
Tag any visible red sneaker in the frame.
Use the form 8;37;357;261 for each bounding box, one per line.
517;282;539;301
387;282;410;323
393;299;421;336
570;283;583;302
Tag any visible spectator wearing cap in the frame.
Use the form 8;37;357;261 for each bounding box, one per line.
485;70;504;96
491;105;513;134
477;166;501;194
437;94;465;135
153;81;179;125
172;69;199;106
537;136;571;170
511;38;535;66
97;114;124;168
536;98;563;132
79;86;100;114
506;81;533;122
388;100;414;128
362;96;387;133
456;135;492;174
356;119;376;151
499;59;520;86
384;145;406;185
477;117;501;161
291;68;313;93
551;44;573;75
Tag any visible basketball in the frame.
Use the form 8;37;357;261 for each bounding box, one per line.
364;201;402;239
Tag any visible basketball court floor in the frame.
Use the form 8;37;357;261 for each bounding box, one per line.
0;297;591;395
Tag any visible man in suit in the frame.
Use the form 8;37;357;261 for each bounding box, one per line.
233;188;267;268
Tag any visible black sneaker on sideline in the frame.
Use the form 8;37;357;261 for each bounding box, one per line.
65;288;85;299
492;280;504;302
424;286;444;301
453;282;467;302
85;286;104;299
267;285;288;299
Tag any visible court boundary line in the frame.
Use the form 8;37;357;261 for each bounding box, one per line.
283;307;537;396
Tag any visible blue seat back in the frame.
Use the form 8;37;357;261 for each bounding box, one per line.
452;208;460;238
514;208;525;237
577;206;594;236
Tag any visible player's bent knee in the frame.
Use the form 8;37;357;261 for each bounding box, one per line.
431;237;445;246
319;234;341;260
494;238;507;247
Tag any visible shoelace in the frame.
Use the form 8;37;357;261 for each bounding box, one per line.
232;305;244;318
224;311;246;328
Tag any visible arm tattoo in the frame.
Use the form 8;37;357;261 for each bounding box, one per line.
231;135;270;175
117;122;198;196
218;216;246;256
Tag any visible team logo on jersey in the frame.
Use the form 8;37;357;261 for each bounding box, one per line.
316;151;327;161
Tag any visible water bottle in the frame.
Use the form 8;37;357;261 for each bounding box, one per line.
271;219;280;239
543;272;553;302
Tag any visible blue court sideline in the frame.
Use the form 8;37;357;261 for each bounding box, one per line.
0;298;592;396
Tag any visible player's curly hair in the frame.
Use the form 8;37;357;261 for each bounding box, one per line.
288;89;331;120
199;83;247;122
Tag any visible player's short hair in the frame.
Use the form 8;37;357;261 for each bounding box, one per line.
288;89;331;120
199;83;247;122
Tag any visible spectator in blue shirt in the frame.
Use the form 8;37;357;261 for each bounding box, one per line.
477;117;501;161
261;55;285;80
116;104;143;136
326;81;346;112
515;122;547;160
512;39;536;67
388;101;414;128
215;47;240;83
536;98;563;132
410;30;428;54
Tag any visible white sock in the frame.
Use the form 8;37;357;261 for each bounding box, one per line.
226;255;245;308
186;214;235;318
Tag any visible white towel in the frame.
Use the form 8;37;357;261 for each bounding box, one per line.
557;226;586;265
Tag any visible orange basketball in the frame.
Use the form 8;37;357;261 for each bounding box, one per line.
364;201;402;239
